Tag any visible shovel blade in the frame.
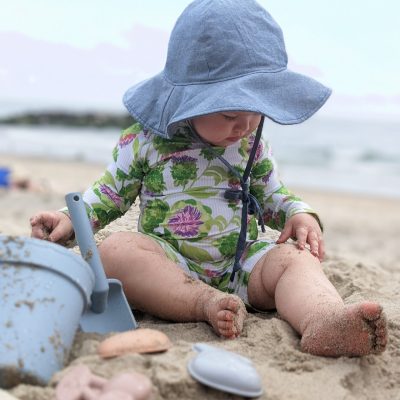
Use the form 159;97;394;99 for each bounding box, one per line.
80;279;138;334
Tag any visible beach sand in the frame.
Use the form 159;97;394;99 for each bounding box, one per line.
1;155;400;400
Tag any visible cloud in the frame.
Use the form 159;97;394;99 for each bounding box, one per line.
1;24;398;120
0;24;169;109
320;93;400;121
287;59;324;78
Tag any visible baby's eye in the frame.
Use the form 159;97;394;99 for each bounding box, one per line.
222;114;237;121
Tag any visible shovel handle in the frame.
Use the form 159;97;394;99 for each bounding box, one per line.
66;192;108;313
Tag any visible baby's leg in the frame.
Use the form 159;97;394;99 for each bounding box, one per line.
247;244;387;356
98;232;247;339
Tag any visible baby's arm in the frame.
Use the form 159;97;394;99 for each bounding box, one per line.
250;139;324;259
73;125;145;231
31;124;145;241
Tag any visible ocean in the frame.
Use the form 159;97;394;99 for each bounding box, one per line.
1;116;399;198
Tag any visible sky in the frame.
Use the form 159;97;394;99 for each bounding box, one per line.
0;0;399;119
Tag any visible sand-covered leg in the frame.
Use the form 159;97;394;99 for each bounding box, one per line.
98;232;247;339
301;302;387;357
200;292;248;339
248;244;388;357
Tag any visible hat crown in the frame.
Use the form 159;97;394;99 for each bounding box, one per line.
164;0;288;85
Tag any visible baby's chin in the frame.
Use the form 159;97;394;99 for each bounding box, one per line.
208;139;240;147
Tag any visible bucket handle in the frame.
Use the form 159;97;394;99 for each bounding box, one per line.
66;192;108;313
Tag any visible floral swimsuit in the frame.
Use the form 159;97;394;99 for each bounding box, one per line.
81;121;318;306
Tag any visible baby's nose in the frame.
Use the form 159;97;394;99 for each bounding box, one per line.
234;117;251;134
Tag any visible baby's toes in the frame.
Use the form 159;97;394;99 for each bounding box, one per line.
375;314;387;330
376;322;387;338
218;318;234;330
217;309;234;321
218;317;236;336
218;296;240;313
374;319;388;351
361;302;382;321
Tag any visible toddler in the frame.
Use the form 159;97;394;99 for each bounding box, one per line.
30;0;387;356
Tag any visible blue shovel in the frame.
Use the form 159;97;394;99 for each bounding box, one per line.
66;192;137;334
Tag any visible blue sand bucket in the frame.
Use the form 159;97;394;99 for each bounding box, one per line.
0;236;94;388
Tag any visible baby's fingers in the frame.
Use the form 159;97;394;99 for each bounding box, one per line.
295;227;308;250
30;213;52;240
276;225;292;244
307;231;325;261
307;231;320;258
31;224;50;240
49;220;73;243
318;239;325;261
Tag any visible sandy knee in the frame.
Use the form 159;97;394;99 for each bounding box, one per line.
260;244;321;282
99;231;137;246
99;232;134;260
249;243;321;309
271;243;320;265
99;232;164;258
98;231;165;277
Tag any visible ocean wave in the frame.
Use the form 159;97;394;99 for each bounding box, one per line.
358;150;400;164
1;122;399;198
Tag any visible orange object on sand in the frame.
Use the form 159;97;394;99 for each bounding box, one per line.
98;328;172;358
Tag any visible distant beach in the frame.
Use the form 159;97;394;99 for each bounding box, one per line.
1;115;400;198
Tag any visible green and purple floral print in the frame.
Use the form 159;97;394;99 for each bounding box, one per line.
79;121;318;304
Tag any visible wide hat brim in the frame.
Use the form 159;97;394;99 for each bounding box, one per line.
123;68;331;138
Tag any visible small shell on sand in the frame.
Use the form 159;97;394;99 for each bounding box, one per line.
98;328;172;358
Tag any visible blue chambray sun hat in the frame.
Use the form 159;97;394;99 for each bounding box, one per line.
123;0;331;138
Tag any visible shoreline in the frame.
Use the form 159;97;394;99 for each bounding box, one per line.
2;153;400;201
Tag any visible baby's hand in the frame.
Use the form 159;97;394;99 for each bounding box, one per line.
30;211;74;244
276;213;324;261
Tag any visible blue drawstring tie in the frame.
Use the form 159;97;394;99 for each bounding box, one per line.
224;183;266;281
188;117;266;282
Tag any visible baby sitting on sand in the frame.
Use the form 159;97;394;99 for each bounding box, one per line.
30;0;387;357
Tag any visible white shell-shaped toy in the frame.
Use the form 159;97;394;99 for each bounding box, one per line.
187;343;263;398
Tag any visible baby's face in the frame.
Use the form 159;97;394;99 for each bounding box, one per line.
192;112;262;147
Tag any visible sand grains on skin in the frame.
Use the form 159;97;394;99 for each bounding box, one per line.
201;292;248;339
300;302;388;357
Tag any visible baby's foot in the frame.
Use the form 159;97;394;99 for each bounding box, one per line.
202;293;248;339
300;302;387;357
